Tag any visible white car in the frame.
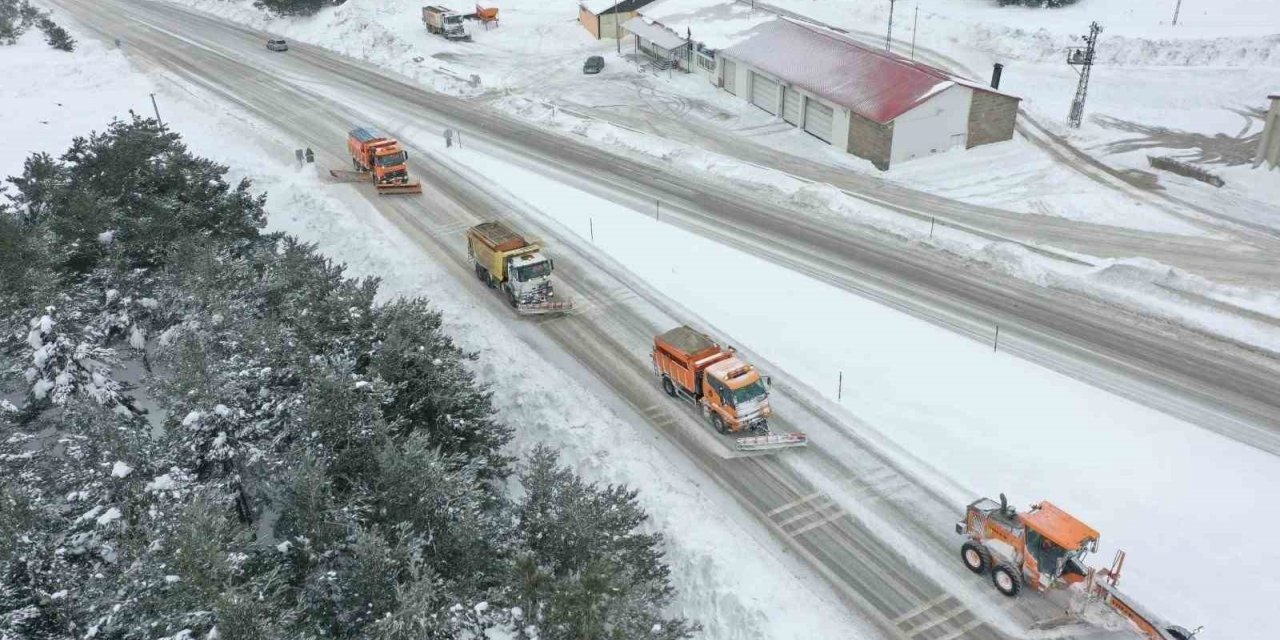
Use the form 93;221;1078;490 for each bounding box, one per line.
266;39;288;52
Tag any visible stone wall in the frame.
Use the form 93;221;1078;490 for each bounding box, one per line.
848;113;893;170
967;91;1019;148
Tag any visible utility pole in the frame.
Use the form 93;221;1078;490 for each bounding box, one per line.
149;93;163;126
1172;0;1183;26
885;0;896;52
910;5;918;60
1067;21;1102;129
616;11;620;55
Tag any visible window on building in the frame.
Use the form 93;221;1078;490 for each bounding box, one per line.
696;52;715;72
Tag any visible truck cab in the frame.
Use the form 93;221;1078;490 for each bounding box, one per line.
440;12;470;39
504;250;555;307
702;356;771;432
348;127;410;185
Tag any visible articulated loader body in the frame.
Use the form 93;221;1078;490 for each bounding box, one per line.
957;494;1199;640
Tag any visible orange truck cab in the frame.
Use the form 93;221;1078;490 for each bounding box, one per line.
652;326;772;435
347;127;412;186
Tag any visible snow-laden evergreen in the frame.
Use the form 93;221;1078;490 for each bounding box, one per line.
0;116;693;639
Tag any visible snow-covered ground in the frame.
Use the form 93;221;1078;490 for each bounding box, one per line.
433;136;1280;640
0;26;874;640
14;2;1280;638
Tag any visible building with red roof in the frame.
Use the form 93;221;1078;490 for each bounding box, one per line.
713;17;1020;169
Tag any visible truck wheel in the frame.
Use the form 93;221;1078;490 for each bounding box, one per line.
711;414;728;435
353;158;360;171
475;264;486;282
661;377;677;397
961;542;991;575
991;563;1022;597
506;288;518;308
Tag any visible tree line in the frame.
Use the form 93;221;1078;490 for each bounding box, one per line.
0;115;694;640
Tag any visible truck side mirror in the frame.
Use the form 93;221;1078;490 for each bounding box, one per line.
403;151;409;160
764;375;772;387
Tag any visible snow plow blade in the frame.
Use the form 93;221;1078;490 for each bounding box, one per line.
735;432;808;452
328;169;372;183
376;181;423;195
516;299;574;315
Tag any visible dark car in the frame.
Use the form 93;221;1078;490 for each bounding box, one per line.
583;55;604;75
266;39;289;52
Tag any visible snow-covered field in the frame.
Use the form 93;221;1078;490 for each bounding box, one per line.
13;1;1280;638
0;27;873;640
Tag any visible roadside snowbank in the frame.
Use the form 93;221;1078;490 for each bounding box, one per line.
0;23;870;640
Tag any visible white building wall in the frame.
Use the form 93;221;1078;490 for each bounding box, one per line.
734;57;751;100
830;106;852;153
889;85;973;165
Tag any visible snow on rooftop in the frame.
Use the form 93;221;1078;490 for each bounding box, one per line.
622;16;688;51
721;18;1014;124
580;0;622;14
638;0;773;50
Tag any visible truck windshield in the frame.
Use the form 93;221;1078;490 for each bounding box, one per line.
445;15;463;24
375;152;406;167
514;261;552;282
732;381;767;405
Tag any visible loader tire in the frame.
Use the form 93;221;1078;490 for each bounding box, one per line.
991;563;1022;597
661;377;677;398
961;541;991;575
711;414;728;435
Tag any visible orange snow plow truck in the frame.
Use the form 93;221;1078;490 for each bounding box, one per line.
652;326;807;452
957;494;1200;640
328;127;422;195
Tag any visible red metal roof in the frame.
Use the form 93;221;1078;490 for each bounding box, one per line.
721;18;1017;124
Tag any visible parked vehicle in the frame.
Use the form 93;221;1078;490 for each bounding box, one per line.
651;326;807;451
583;55;604;75
423;5;471;41
266;39;288;52
466;222;572;315
327;127;422;195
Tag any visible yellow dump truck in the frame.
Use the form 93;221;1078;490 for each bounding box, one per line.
466;222;572;315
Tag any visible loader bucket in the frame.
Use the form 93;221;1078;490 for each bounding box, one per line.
516;299;574;315
735;431;808;452
376;181;423;195
328;169;372;182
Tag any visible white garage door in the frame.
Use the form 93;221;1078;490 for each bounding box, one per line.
782;87;802;125
722;59;737;95
750;72;779;115
803;98;833;143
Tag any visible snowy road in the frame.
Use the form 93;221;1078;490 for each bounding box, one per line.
61;0;1280;464
45;0;1275;636
44;1;1153;637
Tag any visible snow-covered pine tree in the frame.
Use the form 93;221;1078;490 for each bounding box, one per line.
36;17;72;51
367;299;513;481
514;447;694;640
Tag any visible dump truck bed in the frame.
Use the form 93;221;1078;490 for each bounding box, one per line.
655;326;719;361
469;222;528;252
653;326;730;395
